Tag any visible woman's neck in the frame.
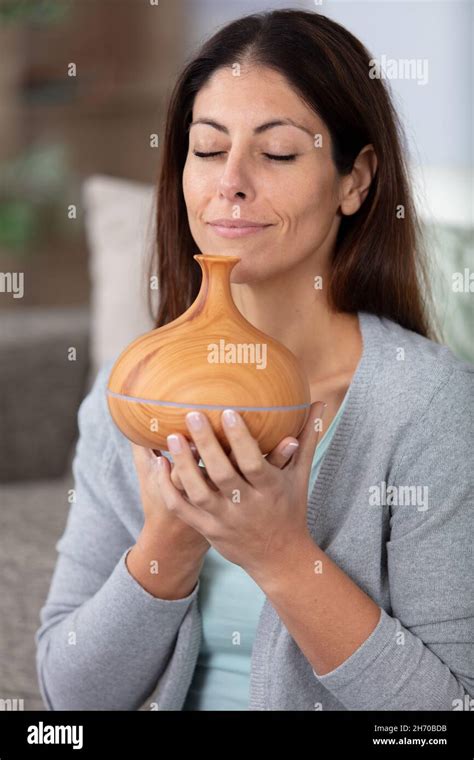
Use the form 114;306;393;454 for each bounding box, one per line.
230;260;362;388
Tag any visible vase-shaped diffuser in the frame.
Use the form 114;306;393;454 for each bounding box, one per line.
107;254;311;454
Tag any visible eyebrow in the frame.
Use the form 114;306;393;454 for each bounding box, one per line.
188;117;313;138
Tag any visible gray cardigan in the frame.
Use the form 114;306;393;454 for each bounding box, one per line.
35;311;474;710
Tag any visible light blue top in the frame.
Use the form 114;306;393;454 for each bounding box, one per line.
180;393;350;711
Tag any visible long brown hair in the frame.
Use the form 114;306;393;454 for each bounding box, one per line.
148;9;438;340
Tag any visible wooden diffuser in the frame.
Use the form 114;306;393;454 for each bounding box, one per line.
107;254;311;454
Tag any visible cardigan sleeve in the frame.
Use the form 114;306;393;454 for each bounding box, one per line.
312;365;474;710
35;364;200;711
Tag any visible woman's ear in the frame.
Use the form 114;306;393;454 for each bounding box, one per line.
339;144;378;216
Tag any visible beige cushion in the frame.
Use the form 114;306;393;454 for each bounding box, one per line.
82;175;157;375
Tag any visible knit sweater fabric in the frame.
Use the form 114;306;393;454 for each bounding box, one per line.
35;311;474;711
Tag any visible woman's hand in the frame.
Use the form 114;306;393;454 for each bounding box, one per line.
154;402;326;580
131;416;312;559
132;442;211;556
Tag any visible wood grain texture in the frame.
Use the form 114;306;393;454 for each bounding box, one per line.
107;254;311;454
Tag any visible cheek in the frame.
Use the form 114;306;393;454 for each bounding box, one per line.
182;159;212;208
182;160;192;205
303;164;340;217
276;175;340;253
279;176;338;231
312;181;339;219
270;154;338;212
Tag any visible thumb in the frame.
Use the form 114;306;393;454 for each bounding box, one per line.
292;401;328;471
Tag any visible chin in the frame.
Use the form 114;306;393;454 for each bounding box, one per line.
196;239;278;282
231;257;276;286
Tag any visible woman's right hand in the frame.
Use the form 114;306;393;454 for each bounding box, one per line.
128;432;300;599
131;443;211;558
132;426;300;553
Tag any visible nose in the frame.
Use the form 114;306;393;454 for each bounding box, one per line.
217;149;255;203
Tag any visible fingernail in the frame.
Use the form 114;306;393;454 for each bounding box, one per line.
167;434;182;454
186;412;204;431
222;409;238;427
281;441;299;457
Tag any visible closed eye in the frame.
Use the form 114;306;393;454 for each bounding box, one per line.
193;151;297;162
265;153;297;162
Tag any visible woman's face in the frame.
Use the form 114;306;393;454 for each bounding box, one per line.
182;64;346;283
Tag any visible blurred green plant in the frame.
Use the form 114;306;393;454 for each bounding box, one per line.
0;201;38;249
0;143;69;200
0;142;82;256
0;0;72;25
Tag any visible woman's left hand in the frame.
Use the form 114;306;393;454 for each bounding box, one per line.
156;401;326;579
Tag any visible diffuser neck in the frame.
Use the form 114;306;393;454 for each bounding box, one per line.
193;254;241;319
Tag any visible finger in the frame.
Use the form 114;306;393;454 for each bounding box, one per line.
132;443;164;476
166;432;222;513
292;401;327;471
189;443;200;462
155;455;213;535
148;445;202;491
132;445;202;495
135;443;206;486
156;443;200;462
167;446;217;492
220;409;271;489
184;412;247;495
227;448;273;475
266;437;300;469
171;463;185;491
148;449;184;491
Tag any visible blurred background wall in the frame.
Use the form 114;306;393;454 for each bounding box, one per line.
0;0;472;710
0;0;187;308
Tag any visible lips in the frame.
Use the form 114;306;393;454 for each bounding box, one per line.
206;219;273;238
208;219;271;228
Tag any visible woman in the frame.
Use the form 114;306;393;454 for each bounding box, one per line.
36;10;473;711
